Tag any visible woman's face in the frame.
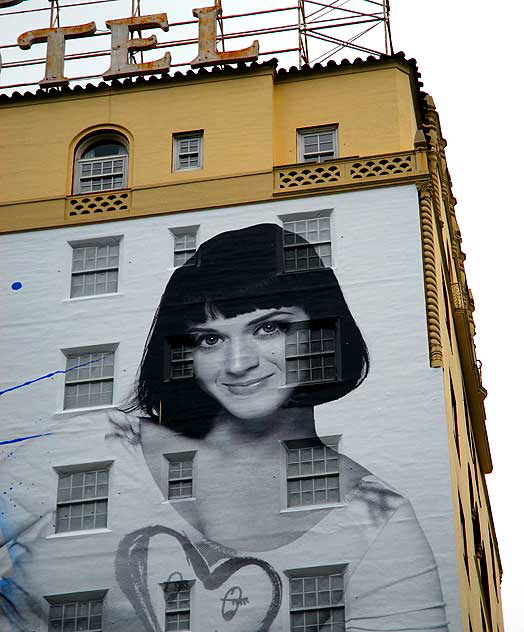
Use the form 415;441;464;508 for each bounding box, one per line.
190;306;308;420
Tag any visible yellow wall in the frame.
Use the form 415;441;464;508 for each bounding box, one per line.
0;60;419;223
435;167;504;630
0;71;275;204
274;65;418;165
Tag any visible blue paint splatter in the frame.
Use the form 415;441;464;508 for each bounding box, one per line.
10;282;22;291
0;433;53;446
0;358;101;396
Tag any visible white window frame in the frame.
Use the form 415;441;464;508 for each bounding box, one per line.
165;452;196;501
297;125;338;163
62;343;118;411
69;236;122;299
73;133;129;194
173;131;203;171
285;320;338;386
45;590;107;632
171;226;199;267
163;580;193;632
281;211;333;272
54;462;112;534
287;566;346;632
284;437;340;509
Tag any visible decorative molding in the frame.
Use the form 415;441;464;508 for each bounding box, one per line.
66;190;131;218
417;179;442;367
276;164;341;189
451;282;466;310
274;151;419;193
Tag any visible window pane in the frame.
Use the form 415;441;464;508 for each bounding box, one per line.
175;134;202;170
165;581;191;631
173;229;198;267
168;454;195;499
70;243;119;297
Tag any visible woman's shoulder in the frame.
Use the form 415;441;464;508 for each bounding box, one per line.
338;454;409;523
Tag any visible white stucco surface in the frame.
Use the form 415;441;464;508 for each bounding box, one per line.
1;185;459;630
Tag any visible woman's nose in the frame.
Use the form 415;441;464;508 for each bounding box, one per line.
224;337;259;376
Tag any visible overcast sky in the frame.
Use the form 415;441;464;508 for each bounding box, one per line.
1;0;522;628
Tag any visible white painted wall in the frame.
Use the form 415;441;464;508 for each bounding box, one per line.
0;184;460;630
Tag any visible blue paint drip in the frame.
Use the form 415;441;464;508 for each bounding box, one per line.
0;433;53;446
0;358;101;396
10;282;22;291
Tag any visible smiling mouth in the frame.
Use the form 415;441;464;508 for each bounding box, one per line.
223;374;275;395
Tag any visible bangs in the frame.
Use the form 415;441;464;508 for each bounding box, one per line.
127;223;369;436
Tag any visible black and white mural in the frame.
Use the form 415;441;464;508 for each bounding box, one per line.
1;189;456;631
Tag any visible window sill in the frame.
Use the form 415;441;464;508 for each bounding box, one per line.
47;528;112;540
63;292;122;304
280;502;345;514
162;497;196;504
172;166;203;173
54;404;118;418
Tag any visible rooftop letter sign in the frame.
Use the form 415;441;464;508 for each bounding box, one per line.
191;3;259;68
13;1;260;88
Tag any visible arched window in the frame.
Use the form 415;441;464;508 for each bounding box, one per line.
73;134;129;194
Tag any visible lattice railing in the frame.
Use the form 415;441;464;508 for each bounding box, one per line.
66;190;131;218
274;151;423;193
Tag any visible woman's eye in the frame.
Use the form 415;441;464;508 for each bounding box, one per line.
255;321;286;336
197;334;222;348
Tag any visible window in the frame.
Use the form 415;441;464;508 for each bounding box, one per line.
169;341;194;380
164;581;191;631
64;350;115;410
450;374;460;460
55;467;109;533
172;227;198;267
285;439;340;508
48;596;104;632
286;322;337;385
459;493;470;583
283;216;332;271
74;134;128;194
298;126;338;163
167;453;195;500
173;132;203;171
289;571;345;632
70;239;120;298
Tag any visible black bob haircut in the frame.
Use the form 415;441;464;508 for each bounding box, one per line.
128;223;369;438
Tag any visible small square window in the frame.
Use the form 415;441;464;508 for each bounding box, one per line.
285;439;340;508
298;126;338;163
283;216;332;272
55;467;110;533
47;595;105;632
289;571;345;632
166;453;195;500
164;580;192;631
63;349;115;410
172;227;198;267
173;132;203;171
70;239;120;298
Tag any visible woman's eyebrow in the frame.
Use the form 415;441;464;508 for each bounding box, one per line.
247;310;296;326
187;325;220;333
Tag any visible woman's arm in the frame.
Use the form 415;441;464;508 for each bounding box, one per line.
347;500;449;631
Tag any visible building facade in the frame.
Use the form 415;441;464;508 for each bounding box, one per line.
0;54;503;631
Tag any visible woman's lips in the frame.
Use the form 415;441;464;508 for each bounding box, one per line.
222;374;275;395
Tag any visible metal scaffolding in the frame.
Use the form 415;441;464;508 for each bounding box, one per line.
0;0;393;91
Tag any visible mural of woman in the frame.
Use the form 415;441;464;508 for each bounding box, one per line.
118;223;450;632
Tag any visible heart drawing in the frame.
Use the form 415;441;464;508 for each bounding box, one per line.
115;526;283;632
